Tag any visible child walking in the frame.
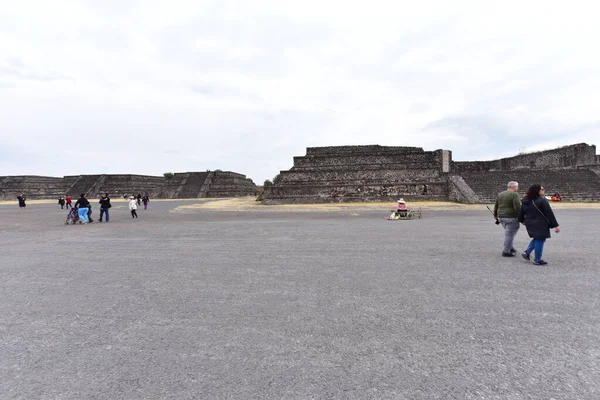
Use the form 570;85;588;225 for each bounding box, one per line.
128;196;138;218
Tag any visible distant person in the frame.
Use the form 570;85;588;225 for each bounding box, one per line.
519;184;560;266
99;193;111;222
58;196;65;209
137;193;142;206
17;193;26;211
142;193;149;210
396;199;408;217
129;196;138;219
493;181;521;257
552;191;562;201
74;194;90;224
65;195;72;209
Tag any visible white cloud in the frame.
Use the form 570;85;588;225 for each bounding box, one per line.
0;0;599;182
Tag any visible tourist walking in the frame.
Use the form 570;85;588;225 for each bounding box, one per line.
99;193;111;222
493;181;521;257
142;193;149;210
129;196;138;218
65;195;72;209
74;194;90;224
136;193;142;206
519;184;560;266
58;196;65;209
17;193;26;211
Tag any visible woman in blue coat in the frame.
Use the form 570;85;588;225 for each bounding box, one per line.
518;184;560;265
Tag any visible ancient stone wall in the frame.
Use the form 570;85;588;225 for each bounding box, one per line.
0;176;72;200
459;170;600;203
264;146;450;203
453;143;597;172
263;143;599;204
582;165;600;177
0;171;256;200
451;143;600;202
265;182;447;203
162;173;189;198
98;175;166;199
206;171;256;197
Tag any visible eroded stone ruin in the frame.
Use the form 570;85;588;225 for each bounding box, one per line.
0;171;256;200
264;143;600;203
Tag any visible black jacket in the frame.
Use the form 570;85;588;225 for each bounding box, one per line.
518;197;559;239
99;196;111;209
75;197;90;208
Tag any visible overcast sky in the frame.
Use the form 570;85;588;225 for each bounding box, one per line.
1;0;599;183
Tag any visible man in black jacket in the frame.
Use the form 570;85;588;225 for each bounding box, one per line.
99;193;111;223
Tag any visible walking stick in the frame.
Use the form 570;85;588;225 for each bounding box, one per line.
486;206;501;225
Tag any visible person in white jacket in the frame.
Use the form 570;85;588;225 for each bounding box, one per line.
128;196;138;219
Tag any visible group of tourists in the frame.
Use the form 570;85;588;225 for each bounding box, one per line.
57;195;73;209
60;192;148;224
493;181;560;266
63;193;113;224
122;193;150;210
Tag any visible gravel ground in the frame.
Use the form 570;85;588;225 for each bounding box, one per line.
1;200;598;399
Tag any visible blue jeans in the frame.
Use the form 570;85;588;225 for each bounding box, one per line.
78;207;88;223
100;208;109;222
526;238;546;261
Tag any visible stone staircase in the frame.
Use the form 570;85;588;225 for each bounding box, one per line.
198;171;215;197
176;172;209;198
459;169;600;203
66;175;102;198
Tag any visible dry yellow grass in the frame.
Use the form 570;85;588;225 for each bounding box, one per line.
172;197;600;212
2;196;598;211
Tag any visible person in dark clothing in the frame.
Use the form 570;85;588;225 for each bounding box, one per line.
58;196;65;209
87;204;94;223
74;194;90;224
518;184;560;266
137;193;142;206
142;193;149;210
17;193;26;211
99;193;111;222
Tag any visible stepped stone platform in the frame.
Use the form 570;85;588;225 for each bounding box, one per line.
206;171;257;198
0;171;256;200
264;143;600;204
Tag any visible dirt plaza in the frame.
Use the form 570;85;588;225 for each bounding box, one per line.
1;199;599;399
